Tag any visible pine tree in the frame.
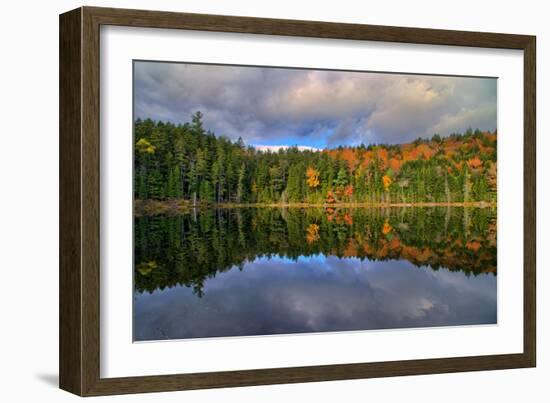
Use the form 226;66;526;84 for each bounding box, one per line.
236;163;246;203
134;116;496;205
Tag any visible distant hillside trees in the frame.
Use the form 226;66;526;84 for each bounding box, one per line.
134;112;497;204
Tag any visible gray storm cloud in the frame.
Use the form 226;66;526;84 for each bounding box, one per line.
134;61;497;147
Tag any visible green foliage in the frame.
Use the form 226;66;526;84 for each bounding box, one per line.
134;113;497;204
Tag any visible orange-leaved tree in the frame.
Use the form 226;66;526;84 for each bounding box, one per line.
306;223;320;244
467;157;483;170
326;190;336;204
306;166;320;189
382;175;393;192
343;185;354;200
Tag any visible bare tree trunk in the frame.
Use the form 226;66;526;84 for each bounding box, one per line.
445;171;451;204
180;164;185;197
463;169;470;202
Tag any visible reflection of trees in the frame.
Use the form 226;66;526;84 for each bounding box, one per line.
134;207;497;295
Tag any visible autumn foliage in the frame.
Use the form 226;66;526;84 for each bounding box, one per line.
306;166;320;188
135;113;496;205
382;175;393;192
343;185;354;198
326;190;337;204
306;223;320;244
467;157;483;170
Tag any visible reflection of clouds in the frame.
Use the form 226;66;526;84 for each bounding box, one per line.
134;256;496;341
135;62;497;148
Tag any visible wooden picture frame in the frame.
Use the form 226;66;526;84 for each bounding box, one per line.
59;6;536;396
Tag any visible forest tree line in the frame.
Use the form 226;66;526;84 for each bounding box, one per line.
134;112;497;205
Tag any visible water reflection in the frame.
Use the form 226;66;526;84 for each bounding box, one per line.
134;207;497;340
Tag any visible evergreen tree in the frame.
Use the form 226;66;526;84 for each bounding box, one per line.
133;113;496;205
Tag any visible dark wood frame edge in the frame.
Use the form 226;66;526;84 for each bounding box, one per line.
59;6;536;396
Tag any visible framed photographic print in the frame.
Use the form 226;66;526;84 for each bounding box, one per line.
59;6;536;396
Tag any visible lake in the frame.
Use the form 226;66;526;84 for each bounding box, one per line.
134;206;497;341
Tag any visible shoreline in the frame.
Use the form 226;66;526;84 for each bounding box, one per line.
134;199;497;215
213;201;496;208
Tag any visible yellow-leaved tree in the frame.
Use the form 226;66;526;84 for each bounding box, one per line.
382;175;392;192
136;138;156;154
306;167;320;189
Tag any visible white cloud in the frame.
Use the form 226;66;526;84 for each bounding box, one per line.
253;145;322;153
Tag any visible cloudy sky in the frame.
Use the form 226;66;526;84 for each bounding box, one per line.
134;256;496;340
134;61;497;149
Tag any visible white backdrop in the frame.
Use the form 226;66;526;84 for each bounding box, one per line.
0;0;547;402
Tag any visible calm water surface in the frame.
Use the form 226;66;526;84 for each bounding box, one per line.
134;207;496;341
